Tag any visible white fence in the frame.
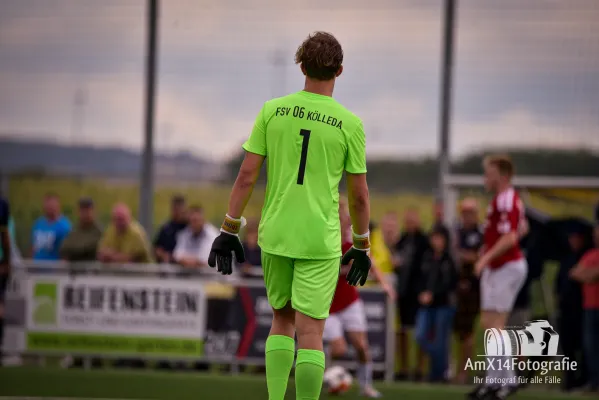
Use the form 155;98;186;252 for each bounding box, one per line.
3;261;396;382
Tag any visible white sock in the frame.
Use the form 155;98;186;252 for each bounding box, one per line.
358;362;373;388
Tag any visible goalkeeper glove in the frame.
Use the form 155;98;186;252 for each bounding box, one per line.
341;228;372;287
208;214;246;275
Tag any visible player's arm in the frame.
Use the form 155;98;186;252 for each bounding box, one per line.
347;173;370;235
477;231;518;270
226;152;265;219
209;106;268;275
517;217;529;240
342;121;372;286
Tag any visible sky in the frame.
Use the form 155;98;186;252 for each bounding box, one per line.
0;0;598;161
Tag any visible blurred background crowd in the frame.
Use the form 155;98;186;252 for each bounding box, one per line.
3;191;599;392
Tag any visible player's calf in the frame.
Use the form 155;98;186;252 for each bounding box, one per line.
347;331;381;397
328;337;348;359
295;311;325;351
348;332;370;364
295;311;327;400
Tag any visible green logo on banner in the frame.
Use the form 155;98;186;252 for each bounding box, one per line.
33;282;58;325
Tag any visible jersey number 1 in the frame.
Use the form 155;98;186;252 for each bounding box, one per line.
297;129;311;185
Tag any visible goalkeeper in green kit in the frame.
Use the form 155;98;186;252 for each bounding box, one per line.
209;31;371;400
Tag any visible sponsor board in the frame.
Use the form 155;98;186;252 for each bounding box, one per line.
3;272;392;368
25;275;207;357
203;286;390;366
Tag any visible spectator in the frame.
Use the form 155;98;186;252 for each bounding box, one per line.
556;227;590;391
392;208;429;381
172;206;219;273
97;203;152;264
154;195;188;263
97;203;152;369
172;205;220;372
380;212;400;281
369;222;394;277
60;198;103;369
60;198;102;262
453;198;483;384
570;225;599;394
240;218;262;278
414;227;457;383
431;198;450;244
31;193;71;262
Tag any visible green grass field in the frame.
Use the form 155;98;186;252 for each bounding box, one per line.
0;367;587;400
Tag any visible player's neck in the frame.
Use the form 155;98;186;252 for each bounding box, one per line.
496;182;512;194
303;78;335;97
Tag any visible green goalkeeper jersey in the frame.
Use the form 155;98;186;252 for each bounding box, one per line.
242;90;367;259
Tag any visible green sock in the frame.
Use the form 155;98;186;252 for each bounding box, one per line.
265;335;295;400
295;349;325;400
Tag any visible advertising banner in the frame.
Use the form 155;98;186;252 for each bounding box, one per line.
2;268;392;377
25;275;207;357
206;285;390;367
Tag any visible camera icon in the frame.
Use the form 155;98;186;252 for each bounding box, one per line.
484;320;560;357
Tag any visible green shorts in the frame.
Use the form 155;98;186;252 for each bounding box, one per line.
261;252;340;320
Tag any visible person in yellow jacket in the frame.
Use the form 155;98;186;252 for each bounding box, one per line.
365;223;394;285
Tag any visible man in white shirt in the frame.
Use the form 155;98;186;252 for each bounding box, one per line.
173;206;219;273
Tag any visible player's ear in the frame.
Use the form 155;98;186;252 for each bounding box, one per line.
336;65;343;77
300;63;307;76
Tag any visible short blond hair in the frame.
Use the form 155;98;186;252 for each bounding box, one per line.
484;154;514;178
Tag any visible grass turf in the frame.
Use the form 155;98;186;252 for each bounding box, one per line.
0;367;587;400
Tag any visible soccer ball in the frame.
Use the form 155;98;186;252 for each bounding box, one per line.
323;366;353;394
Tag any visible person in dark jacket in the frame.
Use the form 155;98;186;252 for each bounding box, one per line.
414;227;458;383
556;228;590;391
453;198;483;384
392;209;429;380
431;198;451;244
154;195;188;263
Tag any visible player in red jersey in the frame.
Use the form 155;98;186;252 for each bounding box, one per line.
324;197;394;398
468;155;528;400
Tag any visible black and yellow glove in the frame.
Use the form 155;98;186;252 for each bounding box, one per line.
208;214;246;275
341;229;372;286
